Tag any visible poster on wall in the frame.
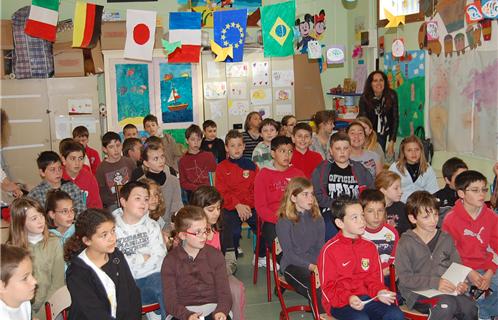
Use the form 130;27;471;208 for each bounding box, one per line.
159;63;194;124
190;0;261;28
383;50;425;138
115;63;151;127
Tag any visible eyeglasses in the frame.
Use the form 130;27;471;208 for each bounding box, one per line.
465;188;489;194
183;228;212;238
55;208;76;215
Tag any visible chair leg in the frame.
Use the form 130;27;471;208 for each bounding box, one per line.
253;218;261;284
266;247;272;302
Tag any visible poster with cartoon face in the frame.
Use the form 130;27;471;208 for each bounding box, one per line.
295;9;326;54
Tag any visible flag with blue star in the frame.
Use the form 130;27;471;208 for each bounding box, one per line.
261;1;295;57
213;9;247;62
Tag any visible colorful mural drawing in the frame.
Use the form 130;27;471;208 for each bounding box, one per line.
115;64;150;127
159;63;193;124
384;50;425;138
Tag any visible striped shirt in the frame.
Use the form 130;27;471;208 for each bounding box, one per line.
242;131;262;160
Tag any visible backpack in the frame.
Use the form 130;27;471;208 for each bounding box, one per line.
11;6;54;79
414;126;434;164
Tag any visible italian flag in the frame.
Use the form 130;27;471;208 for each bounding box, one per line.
25;0;60;42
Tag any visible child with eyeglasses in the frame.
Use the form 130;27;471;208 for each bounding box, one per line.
46;189;76;247
161;205;232;320
442;170;498;320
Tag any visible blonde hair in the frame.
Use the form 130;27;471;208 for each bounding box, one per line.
375;171;401;190
8;197;49;249
278;177;320;223
396;136;429;174
139;178;166;222
356;116;379;151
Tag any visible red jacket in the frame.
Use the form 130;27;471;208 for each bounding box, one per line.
85;145;101;175
290;148;323;178
215;159;259;210
178;151;217;191
442;200;498;272
318;232;386;313
254;166;304;224
63;166;103;209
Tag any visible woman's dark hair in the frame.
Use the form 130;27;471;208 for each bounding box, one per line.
361;71;395;111
190;186;224;231
64;209;115;262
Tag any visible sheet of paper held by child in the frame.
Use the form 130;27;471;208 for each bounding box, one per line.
413;262;472;298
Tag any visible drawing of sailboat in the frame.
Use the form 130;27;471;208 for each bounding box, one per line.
168;86;188;111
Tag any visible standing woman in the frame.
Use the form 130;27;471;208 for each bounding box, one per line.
310;110;335;160
359;71;399;159
242;112;263;160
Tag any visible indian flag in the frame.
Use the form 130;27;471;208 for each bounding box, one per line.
25;0;60;42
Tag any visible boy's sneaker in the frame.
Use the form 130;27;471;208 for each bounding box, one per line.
251;255;279;271
146;312;161;320
237;247;244;256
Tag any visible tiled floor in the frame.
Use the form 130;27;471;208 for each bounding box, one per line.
237;232;315;320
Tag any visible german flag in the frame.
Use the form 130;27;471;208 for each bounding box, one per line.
72;1;103;48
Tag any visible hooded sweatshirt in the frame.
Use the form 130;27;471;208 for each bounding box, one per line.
112;209;167;279
395;229;461;308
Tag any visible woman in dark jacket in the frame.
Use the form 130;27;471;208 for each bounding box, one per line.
359;71;399;158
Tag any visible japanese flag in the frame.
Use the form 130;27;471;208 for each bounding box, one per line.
124;9;156;61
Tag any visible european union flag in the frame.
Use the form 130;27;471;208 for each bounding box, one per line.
213;9;248;62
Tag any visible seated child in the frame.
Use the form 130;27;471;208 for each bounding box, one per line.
442;170;498;320
143;114;182;172
389;136;438;202
123;123;139;139
347;121;382;178
359;189;398;284
433;157;468;214
290;122;324;178
201;120;226;163
161;206;232;320
123;137;143;167
113;181;167;319
179;124;217;200
312;132;374;240
95;132;136;210
241;112;263;160
61;140;103;209
191;186;246;320
0;244;37;320
375;171;411;235
65;209;142;319
252;118;279;169
279;115;296;138
46;189;76;245
276;177;325;318
8;197;65;320
132;138;183;227
254;136;304;263
317;196;402;320
28;150;86;214
396;191;477;319
73;125;101;175
215;130;259;254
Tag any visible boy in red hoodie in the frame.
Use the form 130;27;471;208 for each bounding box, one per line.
317;196;402;320
72;126;101;175
216;130;259;254
290;122;323;178
60;140;103;209
442;170;498;320
254;136;304;266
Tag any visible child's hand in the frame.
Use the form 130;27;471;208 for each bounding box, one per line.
468;270;485;288
235;204;252;221
480;270;494;290
382;267;390;276
438;278;456;293
308;263;317;272
187;312;202;320
349;295;364;310
456;282;468;295
377;289;396;305
213;312;227;320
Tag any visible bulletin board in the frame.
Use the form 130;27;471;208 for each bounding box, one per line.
201;48;295;138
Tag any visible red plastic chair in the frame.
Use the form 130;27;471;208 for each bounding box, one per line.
271;240;324;320
252;215;272;302
389;265;429;320
45;286;71;320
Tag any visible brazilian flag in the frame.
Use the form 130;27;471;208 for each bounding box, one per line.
261;1;295;57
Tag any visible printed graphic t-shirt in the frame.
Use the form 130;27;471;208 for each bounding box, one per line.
327;162;359;199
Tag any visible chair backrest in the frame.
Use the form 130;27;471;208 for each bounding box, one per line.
45;285;71;320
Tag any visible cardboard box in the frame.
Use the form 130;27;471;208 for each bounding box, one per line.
53;42;85;77
100;21;163;50
1;20;14;50
90;41;104;74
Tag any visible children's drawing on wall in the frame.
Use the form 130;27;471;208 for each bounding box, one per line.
384;50;425;138
436;0;466;33
190;0;261;27
275;88;291;101
159;63;193;124
295;9;326;54
228;99;249;116
204;81;227;99
251;61;269;86
250;88;272;105
115;64;151;127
